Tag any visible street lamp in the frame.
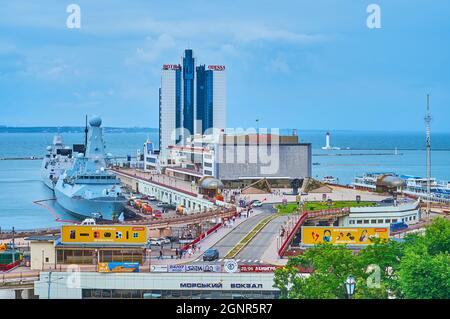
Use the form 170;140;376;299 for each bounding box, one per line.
345;275;356;299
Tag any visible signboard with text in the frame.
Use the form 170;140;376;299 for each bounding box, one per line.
208;65;225;71
301;226;389;245
239;265;280;273
98;262;139;273
61;225;147;245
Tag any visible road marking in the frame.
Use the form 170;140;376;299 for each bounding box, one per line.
194;258;200;262
236;259;240;262
218;259;222;262
259;260;264;263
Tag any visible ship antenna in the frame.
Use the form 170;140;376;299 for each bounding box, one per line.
424;94;432;220
84;114;88;154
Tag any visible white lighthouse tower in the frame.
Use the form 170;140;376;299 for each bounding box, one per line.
322;131;340;150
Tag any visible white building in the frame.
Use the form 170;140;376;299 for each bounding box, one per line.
34;271;280;299
340;201;421;228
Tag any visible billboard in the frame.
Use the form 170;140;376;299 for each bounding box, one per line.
168;264;186;273
150;265;168;272
301;226;389;245
61;225;147;245
98;262;139;273
239;265;280;273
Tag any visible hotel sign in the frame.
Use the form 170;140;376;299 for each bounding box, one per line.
208;65;225;71
163;64;181;70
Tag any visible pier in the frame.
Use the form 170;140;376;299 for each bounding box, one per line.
0;156;43;161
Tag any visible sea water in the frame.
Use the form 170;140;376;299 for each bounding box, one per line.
0;131;449;230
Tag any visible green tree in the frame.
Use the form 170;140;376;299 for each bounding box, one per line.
274;218;450;299
355;239;403;298
422;217;450;255
274;244;360;299
398;249;450;299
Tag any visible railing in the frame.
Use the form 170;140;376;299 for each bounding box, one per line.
277;208;351;257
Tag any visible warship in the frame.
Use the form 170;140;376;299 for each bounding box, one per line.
54;116;126;220
41;134;73;190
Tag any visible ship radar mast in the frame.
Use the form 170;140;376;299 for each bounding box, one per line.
84;114;89;154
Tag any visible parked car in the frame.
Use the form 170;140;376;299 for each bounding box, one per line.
149;238;162;246
159;237;171;245
157;201;168;207
251;200;263;207
148;196;157;201
203;248;219;261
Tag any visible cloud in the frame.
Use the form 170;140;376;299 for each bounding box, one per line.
269;56;291;74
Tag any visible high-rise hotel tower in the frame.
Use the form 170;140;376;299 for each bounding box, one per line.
159;49;226;156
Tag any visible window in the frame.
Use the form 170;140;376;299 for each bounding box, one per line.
133;232;139;238
349;220;355;225
356;220;363;224
385;219;391;223
392;219;397;223
363;220;369;224
371;220;377;224
378;219;383;223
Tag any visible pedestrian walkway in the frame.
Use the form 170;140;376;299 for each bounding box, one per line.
147;209;263;265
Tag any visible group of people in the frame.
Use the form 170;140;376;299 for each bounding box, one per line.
173;243;201;259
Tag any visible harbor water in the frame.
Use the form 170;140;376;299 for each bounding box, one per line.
0;130;449;230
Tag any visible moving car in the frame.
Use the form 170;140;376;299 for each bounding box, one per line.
203;248;219;261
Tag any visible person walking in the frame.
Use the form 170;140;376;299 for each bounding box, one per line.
175;248;179;259
159;250;163;260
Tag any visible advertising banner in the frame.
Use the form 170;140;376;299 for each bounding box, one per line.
98;262;139;273
203;264;222;273
239;265;279;273
184;264;222;272
301;226;389;245
150;265;168;272
168;264;186;273
62;225;147;245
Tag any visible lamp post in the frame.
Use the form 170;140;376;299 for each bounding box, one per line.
345;275;356;299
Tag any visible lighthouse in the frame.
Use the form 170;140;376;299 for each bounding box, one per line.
322;131;340;150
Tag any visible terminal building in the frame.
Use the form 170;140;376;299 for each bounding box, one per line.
34;272;280;299
160;132;312;188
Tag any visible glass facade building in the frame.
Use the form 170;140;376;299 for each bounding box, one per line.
196;65;214;134
159;49;226;155
182;49;195;137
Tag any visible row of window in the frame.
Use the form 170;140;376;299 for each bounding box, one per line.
82;289;280;299
348;215;417;225
56;249;144;265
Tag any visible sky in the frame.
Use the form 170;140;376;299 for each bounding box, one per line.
0;0;449;131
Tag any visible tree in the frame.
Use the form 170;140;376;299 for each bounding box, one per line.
355;240;404;298
398;249;450;299
274;244;359;299
274;218;450;299
422;217;450;256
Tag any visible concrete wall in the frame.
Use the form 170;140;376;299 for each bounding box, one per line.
30;241;56;270
216;144;311;181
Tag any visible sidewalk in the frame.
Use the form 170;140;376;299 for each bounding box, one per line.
147;209;264;265
260;235;288;266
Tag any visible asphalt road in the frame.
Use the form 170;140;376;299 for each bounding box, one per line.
236;214;289;261
191;204;276;264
